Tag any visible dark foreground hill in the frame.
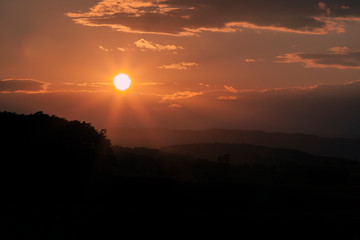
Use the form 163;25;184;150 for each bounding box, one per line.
2;112;360;239
0;111;113;200
109;128;360;160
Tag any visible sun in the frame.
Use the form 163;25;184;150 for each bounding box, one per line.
114;73;131;91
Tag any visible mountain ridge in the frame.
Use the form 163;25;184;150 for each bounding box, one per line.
108;127;360;160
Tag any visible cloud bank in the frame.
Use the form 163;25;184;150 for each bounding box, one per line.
0;79;49;93
67;0;360;36
199;80;360;134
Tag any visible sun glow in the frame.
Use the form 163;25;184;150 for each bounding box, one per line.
114;73;131;91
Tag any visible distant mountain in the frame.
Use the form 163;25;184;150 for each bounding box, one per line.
161;143;355;166
108;128;360;160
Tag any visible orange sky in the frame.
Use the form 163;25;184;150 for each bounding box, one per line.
1;0;360;136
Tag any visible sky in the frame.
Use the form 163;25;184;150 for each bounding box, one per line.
1;0;360;136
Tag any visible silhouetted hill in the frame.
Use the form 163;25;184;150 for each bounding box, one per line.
108;128;360;160
0;111;113;200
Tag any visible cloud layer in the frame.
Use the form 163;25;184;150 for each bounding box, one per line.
2;78;360;135
67;0;360;36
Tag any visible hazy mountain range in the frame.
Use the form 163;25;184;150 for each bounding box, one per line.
108;128;360;160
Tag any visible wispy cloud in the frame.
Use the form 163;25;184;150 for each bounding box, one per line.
224;85;239;93
217;96;237;100
169;103;182;108
63;82;110;88
99;45;126;52
161;91;203;101
99;45;110;52
158;62;198;70
244;58;256;63
199;83;210;87
318;1;332;15
136;82;165;86
328;46;350;54
134;39;183;52
277;47;360;69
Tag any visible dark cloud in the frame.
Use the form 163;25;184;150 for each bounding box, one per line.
67;0;360;35
277;47;360;69
0;79;49;93
166;80;360;135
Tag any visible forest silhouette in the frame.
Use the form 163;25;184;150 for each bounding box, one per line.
1;111;360;239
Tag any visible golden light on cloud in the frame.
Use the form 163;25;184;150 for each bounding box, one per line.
114;73;131;91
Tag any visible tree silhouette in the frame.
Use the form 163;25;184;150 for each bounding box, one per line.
0;111;114;200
